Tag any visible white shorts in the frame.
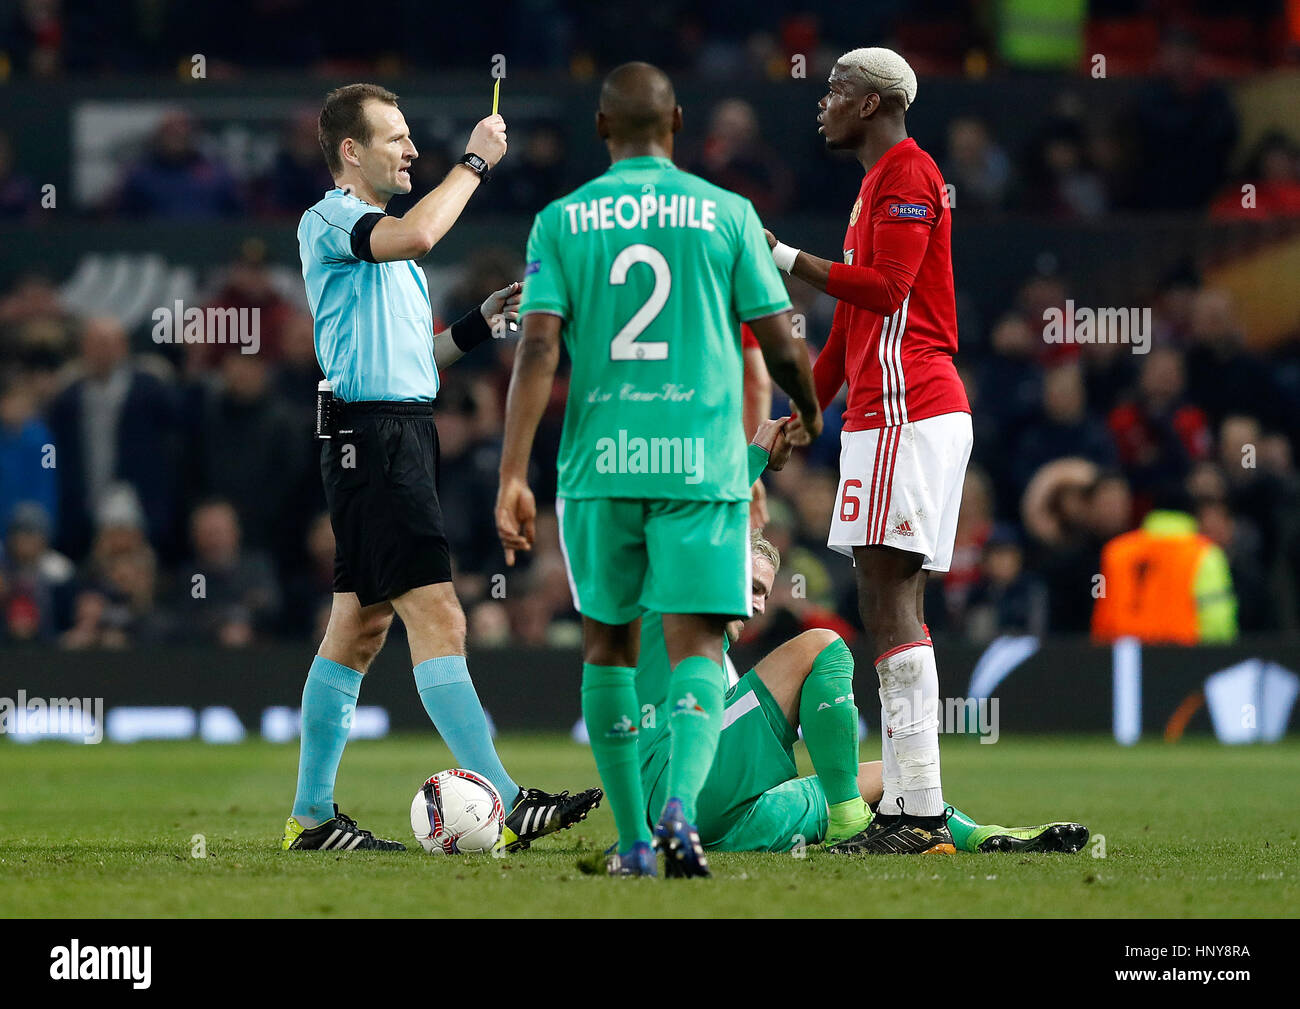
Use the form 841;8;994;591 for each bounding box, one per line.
827;412;973;572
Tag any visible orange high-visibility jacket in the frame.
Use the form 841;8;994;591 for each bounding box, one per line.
1091;511;1237;645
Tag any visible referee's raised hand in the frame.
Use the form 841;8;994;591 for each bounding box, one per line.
466;114;508;168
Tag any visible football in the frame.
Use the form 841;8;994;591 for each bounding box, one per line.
409;769;505;854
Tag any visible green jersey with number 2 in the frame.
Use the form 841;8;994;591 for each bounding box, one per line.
519;155;791;501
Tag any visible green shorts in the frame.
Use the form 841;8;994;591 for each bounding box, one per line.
641;669;829;852
556;497;751;626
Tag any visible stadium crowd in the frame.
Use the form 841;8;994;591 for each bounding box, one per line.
2;6;1298;650
2;233;1297;649
6;25;1300;224
3;1;1297;80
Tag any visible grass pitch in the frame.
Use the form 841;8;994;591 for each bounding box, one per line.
1;734;1296;918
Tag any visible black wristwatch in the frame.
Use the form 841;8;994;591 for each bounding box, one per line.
458;153;491;181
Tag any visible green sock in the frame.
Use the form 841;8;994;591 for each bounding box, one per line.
664;655;725;824
826;798;873;843
947;803;981;852
799;637;868;842
581;663;651;851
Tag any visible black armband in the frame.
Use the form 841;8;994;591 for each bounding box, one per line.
450;307;494;353
350;212;385;263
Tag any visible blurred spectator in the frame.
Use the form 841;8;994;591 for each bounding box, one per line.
61;484;161;648
184;351;309;558
468;599;512;647
1034;468;1132;633
1;502;74;641
1196;498;1272;633
59;590;127;649
181;500;282;646
3;0;62;76
1183;288;1295;434
1012;363;1117;493
1149;263;1201;349
942;117;1012;213
1023;115;1107;218
274;309;324;408
939;465;996;628
971;313;1042;507
1210;130;1300;220
282;512;336;639
964;524;1049;642
0;131;39;219
496;122;572;212
0;370;58;528
45;317;181;560
1106;348;1211;504
256;109;335;217
1134;28;1239;211
688;99;793;216
1217;415;1300;624
434;380;507;577
116;111;243;219
1092;486;1237;644
0;275;74;379
190;242;297;369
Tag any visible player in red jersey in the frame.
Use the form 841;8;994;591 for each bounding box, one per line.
770;47;971;854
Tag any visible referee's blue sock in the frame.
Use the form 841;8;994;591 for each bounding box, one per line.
414;655;520;807
291;655;363;826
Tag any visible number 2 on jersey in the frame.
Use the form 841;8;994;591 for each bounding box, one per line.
608;244;671;361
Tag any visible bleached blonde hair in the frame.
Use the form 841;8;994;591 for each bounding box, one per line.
751;527;781;574
836;47;917;112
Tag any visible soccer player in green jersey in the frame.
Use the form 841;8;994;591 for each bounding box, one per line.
496;62;822;878
628;418;1089;863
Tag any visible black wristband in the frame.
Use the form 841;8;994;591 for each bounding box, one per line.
450;307;494;353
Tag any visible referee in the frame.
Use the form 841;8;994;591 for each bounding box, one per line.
282;84;601;852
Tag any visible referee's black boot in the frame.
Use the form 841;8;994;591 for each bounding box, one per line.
497;785;604;852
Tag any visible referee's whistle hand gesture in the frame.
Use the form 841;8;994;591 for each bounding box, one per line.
495;477;536;567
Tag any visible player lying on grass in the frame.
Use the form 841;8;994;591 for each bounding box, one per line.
608;419;1088;873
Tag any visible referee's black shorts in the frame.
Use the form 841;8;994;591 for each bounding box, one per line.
321;401;453;607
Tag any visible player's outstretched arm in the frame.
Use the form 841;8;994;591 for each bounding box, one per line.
496;311;561;565
369;115;508;262
764;224;928;316
763;228;836;293
746;311;822;447
432;281;521;369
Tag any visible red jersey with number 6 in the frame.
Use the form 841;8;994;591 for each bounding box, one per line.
813;138;969;431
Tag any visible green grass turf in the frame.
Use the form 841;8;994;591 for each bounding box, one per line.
1;734;1296;918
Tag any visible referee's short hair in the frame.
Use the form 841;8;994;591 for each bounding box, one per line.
318;83;399;175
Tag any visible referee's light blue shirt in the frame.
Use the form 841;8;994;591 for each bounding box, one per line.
298;187;439;402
